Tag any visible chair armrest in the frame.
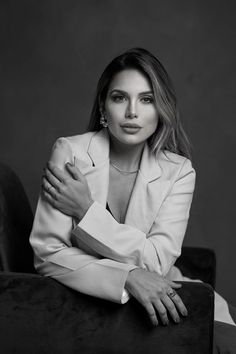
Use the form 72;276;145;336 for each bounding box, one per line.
176;246;216;288
0;272;214;354
0;162;34;273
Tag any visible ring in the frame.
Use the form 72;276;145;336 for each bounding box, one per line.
167;289;177;298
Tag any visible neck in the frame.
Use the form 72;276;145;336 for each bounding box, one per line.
109;134;144;171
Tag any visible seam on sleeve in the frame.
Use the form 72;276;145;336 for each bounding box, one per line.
54;137;74;160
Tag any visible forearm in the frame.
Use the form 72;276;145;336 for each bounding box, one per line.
73;160;195;276
73;201;162;272
35;251;136;303
73;201;185;276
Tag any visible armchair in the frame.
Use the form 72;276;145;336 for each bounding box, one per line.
0;162;214;353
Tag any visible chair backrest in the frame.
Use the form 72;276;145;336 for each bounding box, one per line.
0;162;35;273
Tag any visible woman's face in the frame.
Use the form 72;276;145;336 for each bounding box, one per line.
104;69;158;147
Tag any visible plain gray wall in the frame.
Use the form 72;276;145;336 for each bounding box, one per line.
1;0;236;306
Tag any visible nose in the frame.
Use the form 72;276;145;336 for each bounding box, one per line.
125;100;138;118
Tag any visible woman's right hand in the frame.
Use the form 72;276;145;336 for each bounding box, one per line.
125;268;188;326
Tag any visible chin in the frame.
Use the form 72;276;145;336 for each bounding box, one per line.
108;129;150;147
117;134;146;146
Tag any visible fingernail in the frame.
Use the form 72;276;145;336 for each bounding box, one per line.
163;319;169;326
152;319;158;326
175;317;180;323
182;310;188;317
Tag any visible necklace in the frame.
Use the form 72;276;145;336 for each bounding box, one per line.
110;161;139;175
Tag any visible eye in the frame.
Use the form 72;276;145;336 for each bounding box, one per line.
140;96;154;104
111;94;126;103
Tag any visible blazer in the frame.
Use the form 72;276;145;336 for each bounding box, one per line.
30;128;196;303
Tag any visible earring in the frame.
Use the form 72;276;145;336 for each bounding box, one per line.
100;112;108;128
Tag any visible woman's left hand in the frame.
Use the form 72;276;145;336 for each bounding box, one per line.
42;162;94;222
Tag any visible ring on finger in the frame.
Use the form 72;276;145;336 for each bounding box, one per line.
167;289;177;298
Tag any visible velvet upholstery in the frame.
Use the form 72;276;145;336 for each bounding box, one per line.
0;272;214;354
175;246;216;288
0;162;35;273
0;162;215;353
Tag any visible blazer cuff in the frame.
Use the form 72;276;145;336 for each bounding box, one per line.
121;289;131;304
76;200;108;227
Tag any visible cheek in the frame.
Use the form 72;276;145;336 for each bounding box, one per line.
106;105;124;124
145;113;159;131
140;104;158;122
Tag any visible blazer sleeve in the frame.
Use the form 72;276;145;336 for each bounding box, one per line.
73;158;196;276
29;138;137;304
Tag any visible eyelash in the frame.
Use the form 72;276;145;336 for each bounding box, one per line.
111;95;125;102
141;96;154;104
111;95;154;104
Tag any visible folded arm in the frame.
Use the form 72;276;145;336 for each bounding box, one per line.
72;157;195;276
30;138;136;303
31;137;195;304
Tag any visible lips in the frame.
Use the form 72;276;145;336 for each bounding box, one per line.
121;124;142;134
121;124;141;128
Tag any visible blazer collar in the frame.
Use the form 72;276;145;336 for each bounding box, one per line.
86;128;162;183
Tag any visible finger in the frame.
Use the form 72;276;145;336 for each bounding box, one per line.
167;280;182;289
47;162;66;183
42;177;58;199
167;291;188;317
42;176;53;193
42;188;58;208
44;168;61;191
142;301;159;327
152;299;169;326
66;162;83;180
161;295;180;323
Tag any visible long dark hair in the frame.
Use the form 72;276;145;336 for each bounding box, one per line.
87;48;191;160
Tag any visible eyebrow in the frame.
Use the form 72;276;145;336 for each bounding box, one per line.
109;89;154;95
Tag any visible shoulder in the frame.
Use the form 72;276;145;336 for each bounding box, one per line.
48;131;97;167
158;150;196;184
52;131;97;157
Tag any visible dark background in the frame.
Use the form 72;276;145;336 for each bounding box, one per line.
1;1;236;306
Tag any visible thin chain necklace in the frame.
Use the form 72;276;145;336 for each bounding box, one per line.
110;161;139;175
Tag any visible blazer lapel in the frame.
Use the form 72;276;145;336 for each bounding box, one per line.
75;129;166;234
125;144;164;233
74;129;110;207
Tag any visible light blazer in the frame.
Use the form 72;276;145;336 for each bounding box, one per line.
30;128;196;303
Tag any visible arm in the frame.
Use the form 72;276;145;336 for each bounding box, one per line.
73;158;196;276
30;138;137;303
38;138;192;324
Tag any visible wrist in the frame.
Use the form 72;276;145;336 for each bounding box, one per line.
76;198;94;222
125;268;139;291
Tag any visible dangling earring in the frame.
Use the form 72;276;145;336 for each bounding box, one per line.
100;112;108;128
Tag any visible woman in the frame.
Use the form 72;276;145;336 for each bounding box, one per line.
30;48;236;349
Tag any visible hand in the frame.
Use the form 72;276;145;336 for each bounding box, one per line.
125;268;188;327
42;162;94;221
